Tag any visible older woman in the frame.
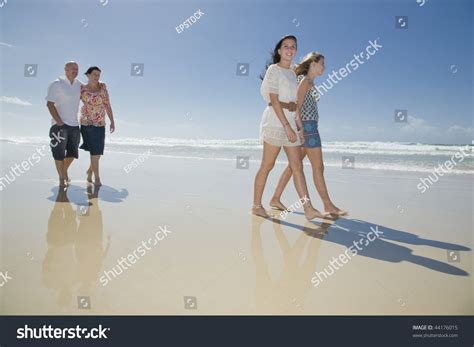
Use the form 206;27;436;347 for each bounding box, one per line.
79;66;115;186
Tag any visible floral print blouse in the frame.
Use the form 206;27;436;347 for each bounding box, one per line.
80;83;110;127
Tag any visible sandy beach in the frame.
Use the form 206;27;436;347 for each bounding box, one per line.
0;141;472;315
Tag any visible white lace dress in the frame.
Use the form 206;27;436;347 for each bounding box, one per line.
259;64;301;147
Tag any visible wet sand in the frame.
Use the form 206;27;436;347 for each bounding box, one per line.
0;142;472;315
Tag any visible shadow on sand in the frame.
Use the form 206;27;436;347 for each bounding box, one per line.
47;184;129;205
265;213;470;276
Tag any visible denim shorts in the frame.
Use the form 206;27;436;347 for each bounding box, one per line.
49;124;81;160
302;120;321;148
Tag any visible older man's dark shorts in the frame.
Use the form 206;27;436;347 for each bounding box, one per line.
49;124;81;160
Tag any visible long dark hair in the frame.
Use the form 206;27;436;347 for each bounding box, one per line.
260;35;297;80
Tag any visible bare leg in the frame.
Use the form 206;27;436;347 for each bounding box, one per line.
86;164;93;183
90;155;102;186
270;147;306;210
306;147;347;215
63;157;74;183
283;146;327;220
252;142;281;218
270;165;291;210
54;160;66;186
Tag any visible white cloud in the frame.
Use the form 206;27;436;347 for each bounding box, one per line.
399;115;436;133
0;96;32;106
447;125;473;136
0;42;14;48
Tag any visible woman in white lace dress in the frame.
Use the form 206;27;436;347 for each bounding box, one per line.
252;35;328;220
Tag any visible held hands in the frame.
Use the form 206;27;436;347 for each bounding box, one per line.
298;129;305;144
285;124;297;143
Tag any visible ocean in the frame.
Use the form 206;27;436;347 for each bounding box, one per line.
1;137;473;175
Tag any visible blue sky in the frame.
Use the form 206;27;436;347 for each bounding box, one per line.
1;0;472;144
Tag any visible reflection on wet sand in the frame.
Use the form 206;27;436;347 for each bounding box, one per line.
76;186;111;301
43;187;78;309
251;216;331;314
42;185;110;311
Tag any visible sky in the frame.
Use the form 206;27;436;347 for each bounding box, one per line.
0;0;472;144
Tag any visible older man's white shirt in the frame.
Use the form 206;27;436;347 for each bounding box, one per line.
45;76;82;126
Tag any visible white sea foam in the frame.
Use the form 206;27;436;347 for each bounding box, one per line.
1;136;472;174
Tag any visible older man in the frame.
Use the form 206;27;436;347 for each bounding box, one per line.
46;61;82;186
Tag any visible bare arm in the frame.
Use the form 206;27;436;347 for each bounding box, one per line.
102;83;115;133
105;104;115;127
269;93;289;127
46;101;64;126
269;93;297;143
296;78;312;130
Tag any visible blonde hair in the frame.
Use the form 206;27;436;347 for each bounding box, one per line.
294;51;325;76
